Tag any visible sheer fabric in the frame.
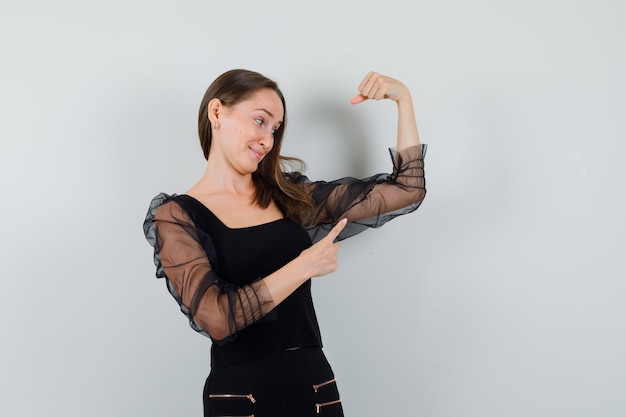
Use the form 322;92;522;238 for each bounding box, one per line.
303;144;427;243
144;196;275;343
143;144;427;344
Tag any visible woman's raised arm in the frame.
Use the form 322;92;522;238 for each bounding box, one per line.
350;71;421;152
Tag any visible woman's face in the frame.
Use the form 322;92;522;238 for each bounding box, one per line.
216;88;284;174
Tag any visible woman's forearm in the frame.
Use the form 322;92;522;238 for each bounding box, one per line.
395;91;421;152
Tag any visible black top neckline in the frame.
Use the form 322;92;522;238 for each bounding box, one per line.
178;194;286;231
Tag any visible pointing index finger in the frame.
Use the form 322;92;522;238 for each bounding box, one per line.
328;218;348;241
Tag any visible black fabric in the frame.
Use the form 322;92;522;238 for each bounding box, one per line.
177;194;323;368
203;347;343;417
303;144;427;243
143;144;427;367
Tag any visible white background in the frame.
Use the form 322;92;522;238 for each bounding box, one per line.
1;1;625;416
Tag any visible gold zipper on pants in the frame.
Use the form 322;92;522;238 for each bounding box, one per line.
315;399;341;413
208;393;257;403
312;378;336;393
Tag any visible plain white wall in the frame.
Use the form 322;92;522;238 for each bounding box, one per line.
1;0;625;416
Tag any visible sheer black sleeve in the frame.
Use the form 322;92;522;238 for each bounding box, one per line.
143;193;275;344
303;144;427;243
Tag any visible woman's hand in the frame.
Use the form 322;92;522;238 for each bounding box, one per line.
298;219;348;278
350;72;411;105
262;219;348;306
350;71;420;151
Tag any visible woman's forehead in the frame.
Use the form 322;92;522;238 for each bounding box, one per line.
240;89;284;120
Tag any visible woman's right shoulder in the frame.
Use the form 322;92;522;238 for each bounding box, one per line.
150;192;180;208
145;192;191;221
148;192;173;208
146;192;177;213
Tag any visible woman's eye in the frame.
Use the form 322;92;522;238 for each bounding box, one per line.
254;117;276;136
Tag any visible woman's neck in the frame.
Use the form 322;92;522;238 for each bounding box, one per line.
187;155;255;199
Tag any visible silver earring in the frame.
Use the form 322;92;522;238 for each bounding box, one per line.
214;122;220;130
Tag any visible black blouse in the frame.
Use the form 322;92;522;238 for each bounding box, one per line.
143;144;426;367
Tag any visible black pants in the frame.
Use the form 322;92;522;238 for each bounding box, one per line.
203;347;344;417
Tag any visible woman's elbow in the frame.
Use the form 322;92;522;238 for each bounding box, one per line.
192;310;234;342
402;187;427;207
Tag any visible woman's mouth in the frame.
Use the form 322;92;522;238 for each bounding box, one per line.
250;147;263;160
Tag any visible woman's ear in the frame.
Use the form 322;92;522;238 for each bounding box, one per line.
207;98;222;125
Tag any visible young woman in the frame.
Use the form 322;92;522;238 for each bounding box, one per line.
144;69;427;417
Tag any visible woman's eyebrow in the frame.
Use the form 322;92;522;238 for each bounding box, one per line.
256;108;283;124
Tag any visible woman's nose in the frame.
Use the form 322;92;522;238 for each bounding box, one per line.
259;130;273;148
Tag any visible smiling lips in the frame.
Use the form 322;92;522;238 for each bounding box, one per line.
250;147;264;161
